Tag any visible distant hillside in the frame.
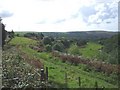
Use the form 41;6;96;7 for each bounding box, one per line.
42;31;117;40
15;31;117;41
99;33;119;64
102;33;119;52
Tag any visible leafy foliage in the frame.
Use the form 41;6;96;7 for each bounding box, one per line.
68;44;81;55
61;37;70;48
37;33;44;40
76;40;87;47
24;32;44;40
43;36;52;45
41;31;117;41
24;33;37;38
3;33;119;88
52;42;64;52
102;34;119;53
45;44;52;52
98;34;119;64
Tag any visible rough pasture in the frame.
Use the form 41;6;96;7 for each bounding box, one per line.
52;51;119;75
21;52;44;69
6;36;118;88
29;45;44;52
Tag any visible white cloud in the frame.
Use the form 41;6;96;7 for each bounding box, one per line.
95;3;105;12
87;2;118;25
95;0;119;3
0;10;13;18
0;0;118;32
87;17;118;31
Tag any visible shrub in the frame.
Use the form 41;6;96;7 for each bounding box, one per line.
52;42;64;52
68;44;81;55
45;44;52;52
43;36;52;45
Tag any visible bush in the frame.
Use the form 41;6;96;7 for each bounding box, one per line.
24;33;36;38
61;37;70;48
45;44;52;52
68;44;81;55
52;42;64;52
76;40;87;47
43;36;52;45
16;34;20;37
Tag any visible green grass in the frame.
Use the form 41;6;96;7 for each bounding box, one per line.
9;37;118;88
80;42;103;59
9;37;37;46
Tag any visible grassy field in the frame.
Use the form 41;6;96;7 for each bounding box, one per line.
8;37;118;88
9;37;37;46
80;42;103;59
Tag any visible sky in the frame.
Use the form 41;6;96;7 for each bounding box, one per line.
0;0;119;32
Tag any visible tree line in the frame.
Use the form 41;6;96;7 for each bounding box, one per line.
24;32;87;53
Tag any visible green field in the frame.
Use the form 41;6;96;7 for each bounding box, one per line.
7;37;118;88
9;37;37;46
80;42;103;59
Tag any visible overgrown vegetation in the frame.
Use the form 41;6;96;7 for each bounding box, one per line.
2;36;119;88
2;30;119;89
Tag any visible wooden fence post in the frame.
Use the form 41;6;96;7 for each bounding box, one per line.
46;67;48;82
78;77;81;87
40;68;45;88
40;68;44;82
65;72;68;88
95;81;98;90
45;67;49;89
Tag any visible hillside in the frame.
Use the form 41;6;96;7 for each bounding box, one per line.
98;33;119;64
2;36;119;89
42;31;117;40
15;31;117;41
